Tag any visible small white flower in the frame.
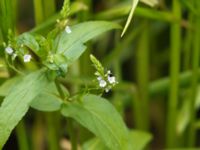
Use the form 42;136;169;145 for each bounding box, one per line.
23;54;32;62
108;76;116;84
97;76;102;81
65;26;72;34
5;46;13;55
99;79;107;88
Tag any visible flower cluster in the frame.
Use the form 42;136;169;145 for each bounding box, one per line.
5;45;31;63
90;54;118;93
96;70;118;93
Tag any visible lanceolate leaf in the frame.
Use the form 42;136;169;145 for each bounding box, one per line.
140;0;158;7
0;69;50;148
129;130;152;150
61;94;129;150
82;130;152;150
17;33;39;53
54;21;121;64
121;0;139;37
0;76;21;96
83;138;108;150
30;82;64;112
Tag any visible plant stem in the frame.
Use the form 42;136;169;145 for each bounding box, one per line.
166;0;181;147
16;120;29;150
136;21;150;130
55;79;77;150
0;0;17;41
46;113;59;150
55;79;65;99
67;118;77;150
188;1;200;146
33;0;44;25
43;0;55;19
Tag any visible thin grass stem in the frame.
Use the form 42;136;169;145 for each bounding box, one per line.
166;0;181;147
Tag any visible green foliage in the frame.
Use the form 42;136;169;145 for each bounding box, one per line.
60;0;70;19
1;0;199;149
0;0;17;41
83;130;152;150
0;76;21;96
0;69;50;148
61;94;129;150
121;0;139;36
54;21;121;63
0;16;127;149
90;54;104;76
30;82;64;112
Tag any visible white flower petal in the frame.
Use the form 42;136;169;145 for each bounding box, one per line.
108;76;116;84
65;26;72;34
23;54;32;63
5;46;13;55
99;80;107;88
97;76;102;81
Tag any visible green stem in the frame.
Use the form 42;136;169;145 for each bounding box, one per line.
188;1;200;146
67;118;77;150
55;79;77;150
166;0;181;147
183;14;192;70
16;120;29;150
55;79;65;99
46;113;59;150
43;0;55;19
33;0;44;25
136;22;150;130
62;69;200;97
0;0;17;41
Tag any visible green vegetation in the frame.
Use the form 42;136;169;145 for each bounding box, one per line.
0;0;200;149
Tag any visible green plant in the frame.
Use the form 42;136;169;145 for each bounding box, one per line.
0;0;152;150
1;0;200;149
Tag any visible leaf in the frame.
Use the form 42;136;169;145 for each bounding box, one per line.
0;69;50;148
82;130;152;150
140;0;158;7
55;21;121;64
61;94;129;150
30;82;64;112
176;99;190;135
83;138;109;150
16;33;48;58
0;76;21;96
129;130;152;150
17;33;39;53
121;0;140;37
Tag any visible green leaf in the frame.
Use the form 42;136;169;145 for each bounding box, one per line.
82;130;152;150
140;0;158;7
30;82;63;112
129;130;152;150
0;69;50;148
83;138;108;150
55;21;121;64
61;94;129;150
176;98;190;135
17;33;39;53
0;76;21;96
121;0;140;37
16;33;48;59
